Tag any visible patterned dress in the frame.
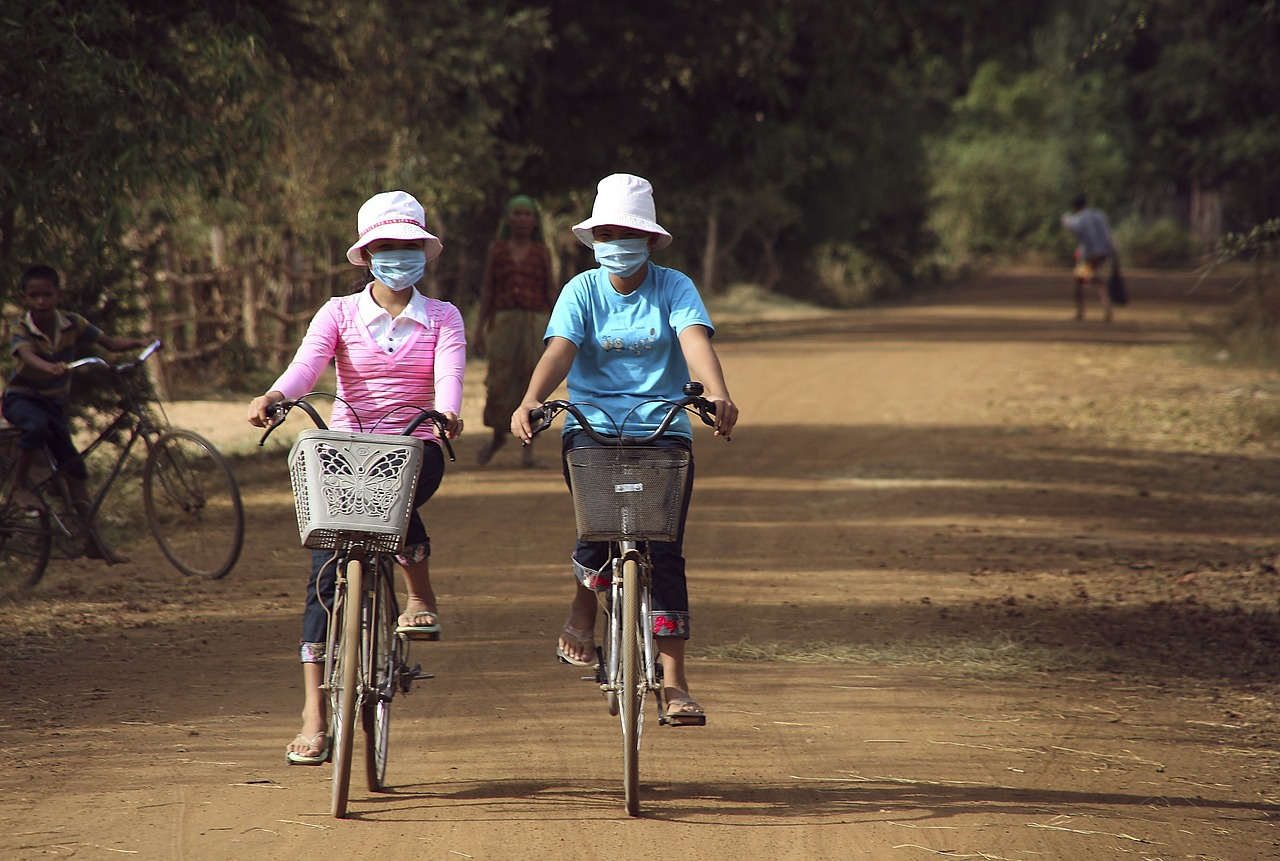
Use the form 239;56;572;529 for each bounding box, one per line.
482;240;552;428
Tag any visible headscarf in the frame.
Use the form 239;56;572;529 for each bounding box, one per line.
496;194;544;242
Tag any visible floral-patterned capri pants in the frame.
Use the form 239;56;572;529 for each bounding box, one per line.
561;429;695;639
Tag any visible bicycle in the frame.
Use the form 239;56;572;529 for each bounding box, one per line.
259;393;456;819
0;341;245;592
528;381;717;817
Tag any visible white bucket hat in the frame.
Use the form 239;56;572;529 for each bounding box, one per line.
346;190;443;266
571;173;672;250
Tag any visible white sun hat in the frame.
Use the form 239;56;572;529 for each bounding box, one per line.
571;173;673;250
345;190;443;266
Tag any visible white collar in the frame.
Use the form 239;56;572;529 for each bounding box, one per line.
356;284;431;327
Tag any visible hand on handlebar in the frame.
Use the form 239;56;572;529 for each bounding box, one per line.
247;391;285;428
703;394;738;441
510;397;546;444
439;411;464;439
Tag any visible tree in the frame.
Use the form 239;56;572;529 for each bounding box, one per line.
1122;0;1280;247
0;1;319;407
0;2;325;264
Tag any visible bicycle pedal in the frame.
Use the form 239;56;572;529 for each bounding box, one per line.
662;714;707;728
406;664;435;681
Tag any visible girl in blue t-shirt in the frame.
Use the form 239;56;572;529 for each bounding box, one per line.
511;173;738;723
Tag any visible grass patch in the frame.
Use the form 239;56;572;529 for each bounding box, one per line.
701;634;1098;678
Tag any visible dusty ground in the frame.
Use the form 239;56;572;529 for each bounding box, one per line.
2;270;1279;860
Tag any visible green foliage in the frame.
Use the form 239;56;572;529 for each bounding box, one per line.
1198;218;1280;366
1113;217;1193;267
0;2;321;417
808;243;916;307
502;0;1047;301
8;0;1280;360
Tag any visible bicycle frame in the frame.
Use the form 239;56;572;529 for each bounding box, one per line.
23;343;166;545
43;404;157;528
598;544;661;704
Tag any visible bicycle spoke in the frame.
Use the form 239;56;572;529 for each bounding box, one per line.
143;429;244;578
364;560;398;792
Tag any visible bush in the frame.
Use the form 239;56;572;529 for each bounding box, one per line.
1114;217;1194;267
809;243;913;307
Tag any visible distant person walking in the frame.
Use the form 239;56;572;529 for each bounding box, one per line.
1062;195;1118;322
475;195;555;467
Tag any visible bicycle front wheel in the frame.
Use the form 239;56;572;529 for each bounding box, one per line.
364;558;398;792
143;429;244;579
0;502;52;593
620;557;644;817
330;559;362;818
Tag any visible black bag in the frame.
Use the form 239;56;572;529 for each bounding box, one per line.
1107;264;1128;306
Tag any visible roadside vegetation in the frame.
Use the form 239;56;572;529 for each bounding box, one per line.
2;0;1278;402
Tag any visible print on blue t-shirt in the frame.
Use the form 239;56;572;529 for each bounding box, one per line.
544;265;713;439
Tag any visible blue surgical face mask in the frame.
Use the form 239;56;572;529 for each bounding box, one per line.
593;238;650;278
368;249;427;291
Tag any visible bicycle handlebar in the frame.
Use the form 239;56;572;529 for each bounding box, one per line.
528;381;717;445
69;339;163;373
258;393;457;462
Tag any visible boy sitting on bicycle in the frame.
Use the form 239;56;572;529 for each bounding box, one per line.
511;173;738;723
3;264;153;561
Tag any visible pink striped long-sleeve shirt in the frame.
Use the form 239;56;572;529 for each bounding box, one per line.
271;288;466;441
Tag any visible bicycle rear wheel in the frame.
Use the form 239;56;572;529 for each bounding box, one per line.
143;429;244;579
329;559;362;818
364;558;398;792
620;557;644;817
0;501;52;593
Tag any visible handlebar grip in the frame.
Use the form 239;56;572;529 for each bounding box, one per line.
528;405;558;438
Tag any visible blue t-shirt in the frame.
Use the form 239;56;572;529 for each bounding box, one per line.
1062;208;1113;259
545;264;714;439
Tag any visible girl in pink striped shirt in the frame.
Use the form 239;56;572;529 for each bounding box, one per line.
248;191;465;765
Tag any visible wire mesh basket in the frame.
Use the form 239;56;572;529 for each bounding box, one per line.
288;429;424;552
565;446;691;542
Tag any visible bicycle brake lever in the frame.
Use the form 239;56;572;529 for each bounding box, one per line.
257;403;287;447
437;420;457;462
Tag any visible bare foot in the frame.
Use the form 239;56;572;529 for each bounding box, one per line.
557;620;596;665
285;731;329;764
396;599;440;639
663;688;706;724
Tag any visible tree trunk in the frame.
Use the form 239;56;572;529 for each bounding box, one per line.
1189;181;1224;255
702;204;720;294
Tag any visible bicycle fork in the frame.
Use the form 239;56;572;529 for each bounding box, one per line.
597;543;661;700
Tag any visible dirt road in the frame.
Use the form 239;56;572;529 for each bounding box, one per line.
2;270;1278;860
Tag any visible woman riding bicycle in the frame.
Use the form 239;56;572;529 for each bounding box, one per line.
511;173;737;723
247;190;465;765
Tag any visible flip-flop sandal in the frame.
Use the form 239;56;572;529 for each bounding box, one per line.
663;697;707;727
556;622;596;667
285;732;330;765
397;610;441;640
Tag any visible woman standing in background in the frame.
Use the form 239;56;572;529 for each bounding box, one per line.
475;195;555;467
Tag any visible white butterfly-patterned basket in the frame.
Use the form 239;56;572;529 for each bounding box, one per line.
287;429;424;553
